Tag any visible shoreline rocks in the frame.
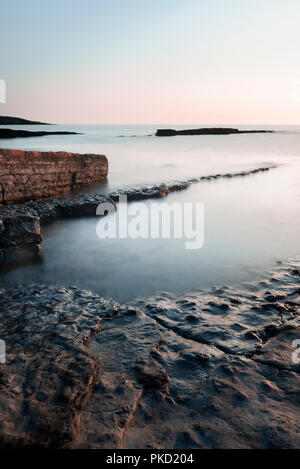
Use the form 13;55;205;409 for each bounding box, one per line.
0;206;42;267
0;194;115;267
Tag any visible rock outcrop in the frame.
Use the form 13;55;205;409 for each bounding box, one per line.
0;194;115;267
0;116;51;125
0;129;80;139
0;206;42;266
156;128;274;136
0;148;108;204
0;261;299;448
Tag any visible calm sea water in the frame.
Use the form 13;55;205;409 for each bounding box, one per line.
1;124;300;302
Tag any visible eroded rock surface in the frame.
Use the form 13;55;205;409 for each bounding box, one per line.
0;285;106;448
0;261;299;448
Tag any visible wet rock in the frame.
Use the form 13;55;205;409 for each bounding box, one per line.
143;263;300;356
252;324;300;372
0;206;42;266
0;285;105;448
0;195;115;266
291;269;300;277
135;360;170;391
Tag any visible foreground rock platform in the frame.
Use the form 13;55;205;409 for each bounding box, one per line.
0;261;299;448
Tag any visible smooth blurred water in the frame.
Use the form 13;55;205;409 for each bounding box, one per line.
1;124;300;302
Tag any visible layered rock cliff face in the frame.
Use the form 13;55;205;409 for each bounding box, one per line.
0;148;108;204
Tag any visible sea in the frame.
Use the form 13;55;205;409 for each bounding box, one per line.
1;124;300;302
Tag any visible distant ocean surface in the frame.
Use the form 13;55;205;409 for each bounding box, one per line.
1;124;300;302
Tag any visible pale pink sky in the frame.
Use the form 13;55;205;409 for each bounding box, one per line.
1;0;300;124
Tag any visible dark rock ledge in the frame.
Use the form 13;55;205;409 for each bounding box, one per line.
0;165;277;267
0;262;299;448
0;129;81;139
156;128;274;136
0;194;114;267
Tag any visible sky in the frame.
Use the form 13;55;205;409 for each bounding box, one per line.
1;0;300;124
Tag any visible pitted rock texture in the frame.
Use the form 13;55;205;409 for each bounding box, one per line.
0;148;108;203
0;285;105;448
0;261;299;448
